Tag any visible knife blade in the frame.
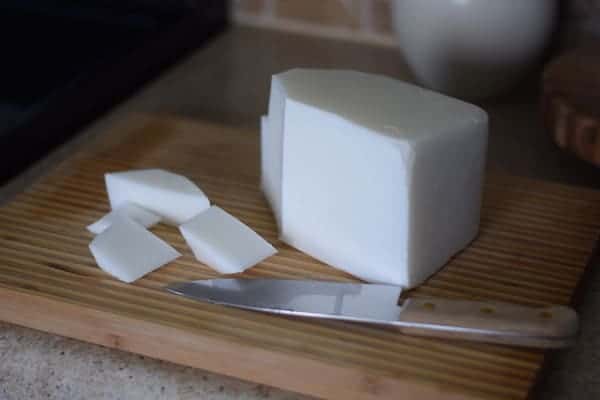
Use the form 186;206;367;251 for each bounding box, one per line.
166;279;578;348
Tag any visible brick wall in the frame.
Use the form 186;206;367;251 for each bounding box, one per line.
232;0;395;47
233;0;600;50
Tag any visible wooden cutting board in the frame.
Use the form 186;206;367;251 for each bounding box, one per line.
1;114;599;400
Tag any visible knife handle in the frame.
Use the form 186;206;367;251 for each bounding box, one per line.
395;298;579;348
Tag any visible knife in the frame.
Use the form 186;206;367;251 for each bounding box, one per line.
165;279;578;348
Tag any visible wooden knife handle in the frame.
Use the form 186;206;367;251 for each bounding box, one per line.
395;298;579;348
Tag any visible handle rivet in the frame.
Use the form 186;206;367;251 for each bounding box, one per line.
539;311;553;319
480;307;494;314
423;302;436;310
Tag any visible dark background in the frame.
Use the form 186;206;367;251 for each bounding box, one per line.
0;0;227;183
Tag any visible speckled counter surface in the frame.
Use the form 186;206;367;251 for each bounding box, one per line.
1;26;599;400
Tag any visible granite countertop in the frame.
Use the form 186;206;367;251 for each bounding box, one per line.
1;26;599;400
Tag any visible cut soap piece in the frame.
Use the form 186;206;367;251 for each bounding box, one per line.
260;115;281;227
87;202;161;234
261;73;287;227
179;206;276;274
89;216;181;283
264;68;488;288
105;169;210;225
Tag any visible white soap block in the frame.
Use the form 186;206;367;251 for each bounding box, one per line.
261;114;283;227
87;202;161;234
264;69;488;288
179;206;276;274
89;216;181;283
105;169;210;225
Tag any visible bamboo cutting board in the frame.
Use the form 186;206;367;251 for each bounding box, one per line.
1;114;599;400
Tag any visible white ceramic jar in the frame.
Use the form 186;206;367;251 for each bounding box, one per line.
391;0;558;99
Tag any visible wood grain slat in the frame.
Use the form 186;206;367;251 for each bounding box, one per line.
0;114;598;400
0;261;536;397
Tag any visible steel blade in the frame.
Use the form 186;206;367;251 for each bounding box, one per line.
166;278;404;324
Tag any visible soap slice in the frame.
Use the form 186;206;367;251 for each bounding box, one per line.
89;216;181;283
260;73;286;227
260;115;281;227
87;202;161;234
264;69;488;288
179;206;276;274
105;169;210;225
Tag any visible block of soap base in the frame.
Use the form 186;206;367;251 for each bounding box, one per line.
260;115;282;227
263;68;488;288
87;202;161;234
105;169;210;225
89;216;181;283
179;206;277;274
